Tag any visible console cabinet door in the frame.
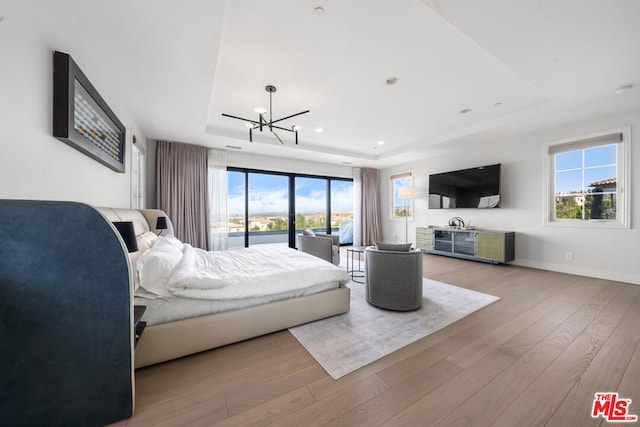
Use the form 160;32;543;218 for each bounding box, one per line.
475;231;515;263
416;227;434;250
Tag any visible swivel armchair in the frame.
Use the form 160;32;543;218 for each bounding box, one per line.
364;246;423;311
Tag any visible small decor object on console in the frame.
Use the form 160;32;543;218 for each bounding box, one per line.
448;216;465;228
53;51;126;173
222;85;309;145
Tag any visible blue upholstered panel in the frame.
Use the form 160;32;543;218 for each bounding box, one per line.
0;200;133;426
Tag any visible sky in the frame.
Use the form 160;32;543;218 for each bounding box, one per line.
227;172;354;216
554;144;616;194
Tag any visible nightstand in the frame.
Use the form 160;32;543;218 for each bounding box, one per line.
134;305;146;347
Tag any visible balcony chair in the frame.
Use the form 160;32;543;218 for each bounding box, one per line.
297;229;340;265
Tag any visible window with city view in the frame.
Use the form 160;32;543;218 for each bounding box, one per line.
227;168;354;248
554;144;616;220
390;170;413;219
547;127;629;228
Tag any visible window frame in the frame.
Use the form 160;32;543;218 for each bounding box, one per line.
390;170;414;221
226;166;354;248
544;126;630;228
130;140;145;209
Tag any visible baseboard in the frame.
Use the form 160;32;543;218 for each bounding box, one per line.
512;258;640;286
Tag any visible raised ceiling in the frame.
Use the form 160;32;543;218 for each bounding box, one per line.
19;0;640;168
206;0;640;167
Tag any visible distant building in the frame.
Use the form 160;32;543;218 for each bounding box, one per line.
589;178;616;192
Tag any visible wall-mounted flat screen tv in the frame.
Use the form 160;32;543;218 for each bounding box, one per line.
428;164;501;209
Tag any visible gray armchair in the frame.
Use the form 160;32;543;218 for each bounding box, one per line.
364;246;423;311
297;231;340;265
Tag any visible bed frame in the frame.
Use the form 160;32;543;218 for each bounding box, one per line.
96;207;351;368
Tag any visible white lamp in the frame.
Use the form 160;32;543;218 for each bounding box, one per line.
398;187;414;243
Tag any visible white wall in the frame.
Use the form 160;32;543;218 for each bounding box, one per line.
226;150;354;178
0;2;144;208
380;109;640;285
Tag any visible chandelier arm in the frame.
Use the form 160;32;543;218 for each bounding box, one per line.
272;130;284;145
269;124;296;133
221;113;257;123
269;110;310;125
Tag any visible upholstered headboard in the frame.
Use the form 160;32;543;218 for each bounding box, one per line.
96;207;174;237
96;207;174;265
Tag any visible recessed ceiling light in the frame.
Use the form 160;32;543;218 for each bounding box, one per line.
494;102;503;107
315;127;323;133
225;145;242;150
253;107;267;114
615;84;633;94
341;161;353;165
314;6;325;15
385;77;399;85
377;140;385;145
459;108;472;114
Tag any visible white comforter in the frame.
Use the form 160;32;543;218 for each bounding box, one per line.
135;235;350;301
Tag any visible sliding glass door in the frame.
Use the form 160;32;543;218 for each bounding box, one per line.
330;179;354;244
227;170;246;249
294;177;327;234
228;168;353;248
248;173;289;246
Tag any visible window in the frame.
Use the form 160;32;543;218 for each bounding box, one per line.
227;167;354;248
545;127;630;228
390;171;414;220
331;179;354;244
295;176;327;232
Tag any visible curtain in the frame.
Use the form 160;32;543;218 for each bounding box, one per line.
156;140;209;249
360;167;381;246
207;149;228;251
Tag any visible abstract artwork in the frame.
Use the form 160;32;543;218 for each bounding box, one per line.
53;51;126;172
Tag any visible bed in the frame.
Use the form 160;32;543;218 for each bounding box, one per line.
96;207;351;368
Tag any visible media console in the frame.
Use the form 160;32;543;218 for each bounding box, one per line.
416;226;514;264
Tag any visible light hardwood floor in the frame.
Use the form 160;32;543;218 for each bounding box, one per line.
112;253;640;426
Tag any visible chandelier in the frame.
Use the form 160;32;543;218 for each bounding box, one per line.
222;85;309;145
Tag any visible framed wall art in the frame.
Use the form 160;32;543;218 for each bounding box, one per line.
53;51;126;173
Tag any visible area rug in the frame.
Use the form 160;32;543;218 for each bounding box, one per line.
289;279;499;379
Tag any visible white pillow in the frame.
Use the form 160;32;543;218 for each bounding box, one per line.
137;231;158;251
129;231;158;291
135;236;184;300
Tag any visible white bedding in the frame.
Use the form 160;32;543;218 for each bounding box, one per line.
134;281;339;326
135;236;350;302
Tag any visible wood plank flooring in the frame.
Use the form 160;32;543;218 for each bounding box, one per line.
111;253;640;426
